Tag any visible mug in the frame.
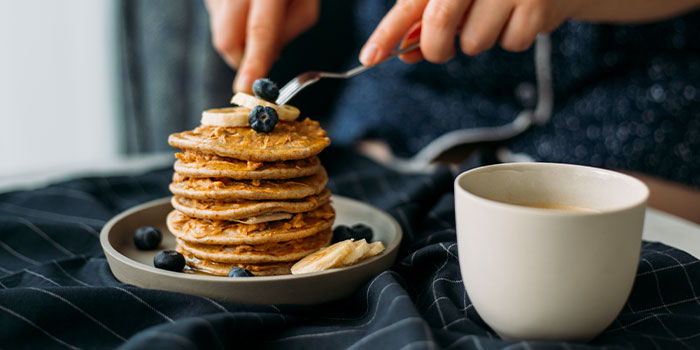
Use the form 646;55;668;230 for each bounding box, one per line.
454;162;648;341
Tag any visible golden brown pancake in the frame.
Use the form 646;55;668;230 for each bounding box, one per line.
178;249;294;276
171;188;331;221
169;168;328;200
174;151;322;180
166;203;335;245
168;119;330;162
176;229;332;263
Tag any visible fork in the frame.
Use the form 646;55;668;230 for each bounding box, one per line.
275;43;420;105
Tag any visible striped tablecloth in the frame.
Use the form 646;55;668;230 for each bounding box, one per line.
1;147;698;349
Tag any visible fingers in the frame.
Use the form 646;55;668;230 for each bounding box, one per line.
234;0;286;93
281;0;320;46
499;3;543;52
459;0;513;56
398;22;423;63
360;0;429;66
420;0;472;63
207;0;249;68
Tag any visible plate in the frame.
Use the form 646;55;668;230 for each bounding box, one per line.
100;195;402;305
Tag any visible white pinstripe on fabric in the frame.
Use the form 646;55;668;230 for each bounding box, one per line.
398;340;439;350
0;202;106;226
28;287;128;342
76;222;100;238
111;287;174;323
23;269;61;286
0;240;40;266
273;288;409;341
136;330;198;348
0;304;83;350
200;296;229;313
651;249;700;308
639;259;673;314
636;260;700;277
51;261;91;287
345;317;435;350
15;217;75;257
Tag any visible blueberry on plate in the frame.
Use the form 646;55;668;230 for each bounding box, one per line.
133;226;162;250
228;267;254;277
351;223;374;242
332;225;354;243
153;250;186;272
252;78;279;102
248;105;279;133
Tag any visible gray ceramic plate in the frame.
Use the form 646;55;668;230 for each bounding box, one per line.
100;195;402;305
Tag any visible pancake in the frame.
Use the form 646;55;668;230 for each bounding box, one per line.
179;249;294;276
169;168;328;200
176;229;332;263
168;119;330;162
166;203;335;245
171;188;331;221
174;151;322;180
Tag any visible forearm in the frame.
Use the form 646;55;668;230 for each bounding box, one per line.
573;0;700;23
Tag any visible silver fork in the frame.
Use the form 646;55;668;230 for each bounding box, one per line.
275;43;420;105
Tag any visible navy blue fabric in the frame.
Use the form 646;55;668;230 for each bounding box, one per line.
0;147;699;349
328;1;700;188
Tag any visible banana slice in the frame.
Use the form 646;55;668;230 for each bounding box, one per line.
364;241;385;259
201;107;251;127
342;239;371;266
231;92;300;121
291;240;354;275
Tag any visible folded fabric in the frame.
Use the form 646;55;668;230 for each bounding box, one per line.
0;147;698;349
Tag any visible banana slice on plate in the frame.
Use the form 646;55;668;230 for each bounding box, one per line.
231;92;300;121
364;241;385;259
342;239;371;266
291;240;354;275
201;107;251;127
291;239;387;275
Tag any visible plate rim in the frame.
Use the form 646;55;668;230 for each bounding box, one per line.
100;194;403;283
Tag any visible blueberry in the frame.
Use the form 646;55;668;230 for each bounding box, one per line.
252;78;279;102
332;225;354;243
153;250;186;272
351;224;374;242
133;226;162;250
248;105;279;133
228;267;254;277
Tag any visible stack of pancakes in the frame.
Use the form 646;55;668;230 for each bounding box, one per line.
166;117;333;276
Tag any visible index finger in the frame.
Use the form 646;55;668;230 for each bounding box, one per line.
359;0;429;66
234;0;285;93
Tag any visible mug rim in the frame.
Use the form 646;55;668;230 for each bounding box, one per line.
454;162;649;216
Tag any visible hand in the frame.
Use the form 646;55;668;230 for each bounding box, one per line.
359;0;576;66
205;0;320;92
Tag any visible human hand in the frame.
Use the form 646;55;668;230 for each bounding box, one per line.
359;0;576;66
205;0;320;92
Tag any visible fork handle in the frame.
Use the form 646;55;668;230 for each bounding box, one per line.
341;43;421;78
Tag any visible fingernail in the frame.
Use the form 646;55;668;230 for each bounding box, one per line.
234;73;253;93
359;43;379;66
405;23;421;42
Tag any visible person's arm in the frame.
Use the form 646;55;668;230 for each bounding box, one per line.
359;0;700;66
205;0;319;93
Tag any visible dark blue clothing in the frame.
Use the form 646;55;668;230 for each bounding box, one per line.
328;0;700;187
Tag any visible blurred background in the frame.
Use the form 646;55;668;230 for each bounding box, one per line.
0;0;355;184
0;0;120;178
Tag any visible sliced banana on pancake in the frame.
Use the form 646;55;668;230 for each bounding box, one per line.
291;240;354;275
201;107;251;127
231;92;300;121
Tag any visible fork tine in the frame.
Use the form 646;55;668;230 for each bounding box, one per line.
276;78;299;105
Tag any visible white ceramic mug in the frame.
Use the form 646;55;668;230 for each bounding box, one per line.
454;162;649;342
